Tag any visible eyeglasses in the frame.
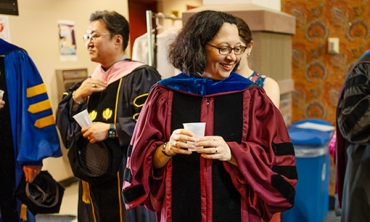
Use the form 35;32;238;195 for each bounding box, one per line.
82;32;109;42
207;44;247;55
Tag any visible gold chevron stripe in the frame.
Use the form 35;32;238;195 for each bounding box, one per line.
133;93;148;108
133;112;139;121
28;100;52;114
27;83;47;98
34;115;55;128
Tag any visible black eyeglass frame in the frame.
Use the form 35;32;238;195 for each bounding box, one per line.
82;32;110;42
207;44;247;55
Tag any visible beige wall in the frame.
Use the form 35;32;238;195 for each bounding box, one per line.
2;0;129;181
6;0;128;110
157;0;202;29
5;0;205;110
2;0;202;182
203;0;281;11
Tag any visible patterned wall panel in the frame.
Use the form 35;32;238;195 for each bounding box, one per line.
281;0;370;125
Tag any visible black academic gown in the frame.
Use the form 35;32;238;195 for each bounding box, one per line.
56;60;161;222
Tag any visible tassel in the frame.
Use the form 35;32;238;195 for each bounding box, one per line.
81;180;91;204
20;204;27;221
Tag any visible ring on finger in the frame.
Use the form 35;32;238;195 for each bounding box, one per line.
173;141;177;147
213;136;216;141
215;148;218;153
92;84;97;88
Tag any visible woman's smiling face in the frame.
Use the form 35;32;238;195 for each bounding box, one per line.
203;23;242;80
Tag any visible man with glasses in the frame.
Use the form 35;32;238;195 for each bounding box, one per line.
56;10;160;222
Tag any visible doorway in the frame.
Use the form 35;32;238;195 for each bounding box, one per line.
127;0;158;57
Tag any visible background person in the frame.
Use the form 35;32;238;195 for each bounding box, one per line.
123;10;297;222
336;50;370;222
56;10;161;222
234;16;282;222
233;16;280;108
0;38;62;222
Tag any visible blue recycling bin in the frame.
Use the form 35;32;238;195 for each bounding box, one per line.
281;119;332;222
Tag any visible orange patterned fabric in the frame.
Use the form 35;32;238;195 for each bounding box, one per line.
281;0;370;125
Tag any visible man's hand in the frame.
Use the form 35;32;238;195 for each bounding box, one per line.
0;100;5;109
23;165;42;183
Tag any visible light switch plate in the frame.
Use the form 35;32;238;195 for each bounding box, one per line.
328;37;340;54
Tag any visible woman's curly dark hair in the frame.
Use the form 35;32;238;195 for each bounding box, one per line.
168;10;237;76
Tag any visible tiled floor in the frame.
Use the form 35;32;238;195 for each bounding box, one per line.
36;182;79;222
59;182;78;221
34;180;78;222
324;211;341;222
50;181;341;222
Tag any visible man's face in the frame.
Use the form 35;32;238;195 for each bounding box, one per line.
84;20;117;67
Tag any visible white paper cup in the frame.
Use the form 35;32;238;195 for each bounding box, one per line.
0;90;4;101
183;122;206;151
73;109;92;127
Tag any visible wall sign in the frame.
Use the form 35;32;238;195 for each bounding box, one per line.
0;16;11;42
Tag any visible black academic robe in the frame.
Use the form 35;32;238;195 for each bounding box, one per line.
336;51;370;222
56;60;161;222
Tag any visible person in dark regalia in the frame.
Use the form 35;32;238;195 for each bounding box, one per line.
336;50;370;222
123;10;298;222
0;38;62;222
56;10;160;222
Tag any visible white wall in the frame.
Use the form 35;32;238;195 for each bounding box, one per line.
2;0;128;181
202;0;281;11
8;0;128;110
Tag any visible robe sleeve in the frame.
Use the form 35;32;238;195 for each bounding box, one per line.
337;63;370;145
123;84;169;211
5;49;62;165
223;87;297;218
115;66;161;146
56;80;87;149
335;61;370;207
